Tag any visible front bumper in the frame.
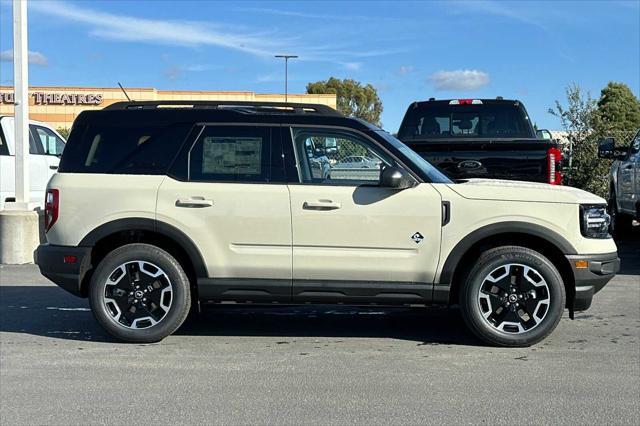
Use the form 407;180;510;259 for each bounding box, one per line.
566;252;620;311
35;244;92;297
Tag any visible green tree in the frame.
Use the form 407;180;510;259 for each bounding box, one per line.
548;84;608;196
306;77;383;126
549;82;640;197
56;127;70;140
594;82;640;146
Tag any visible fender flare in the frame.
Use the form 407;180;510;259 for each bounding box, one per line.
438;221;577;285
79;217;208;277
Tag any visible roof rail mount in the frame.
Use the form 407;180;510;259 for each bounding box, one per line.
104;100;342;116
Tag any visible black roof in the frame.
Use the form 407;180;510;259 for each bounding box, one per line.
410;98;521;107
73;100;377;130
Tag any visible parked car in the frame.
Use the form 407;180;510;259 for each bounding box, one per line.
333;155;380;169
0;116;66;209
397;98;563;184
598;129;640;234
36;100;618;346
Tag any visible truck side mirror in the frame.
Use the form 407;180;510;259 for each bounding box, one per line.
598;138;615;159
597;137;627;160
380;166;414;189
536;129;552;140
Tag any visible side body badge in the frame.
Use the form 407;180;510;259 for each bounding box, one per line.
411;232;424;244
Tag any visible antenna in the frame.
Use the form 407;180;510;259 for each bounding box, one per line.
117;82;132;101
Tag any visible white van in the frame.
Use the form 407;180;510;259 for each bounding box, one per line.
0;116;66;209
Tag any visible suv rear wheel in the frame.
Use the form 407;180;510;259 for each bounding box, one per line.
88;244;191;343
459;246;565;347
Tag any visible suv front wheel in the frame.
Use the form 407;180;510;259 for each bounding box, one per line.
88;244;191;343
460;246;565;347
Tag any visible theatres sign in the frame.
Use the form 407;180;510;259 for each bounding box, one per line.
0;91;104;105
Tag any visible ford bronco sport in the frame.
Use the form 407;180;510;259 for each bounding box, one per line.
35;101;619;346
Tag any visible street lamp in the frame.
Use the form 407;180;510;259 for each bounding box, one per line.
275;55;298;103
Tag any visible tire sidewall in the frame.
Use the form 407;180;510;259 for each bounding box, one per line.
461;248;565;347
89;244;190;343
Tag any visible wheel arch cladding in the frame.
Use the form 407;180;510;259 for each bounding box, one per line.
78;218;207;296
441;222;576;307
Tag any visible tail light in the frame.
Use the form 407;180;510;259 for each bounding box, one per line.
449;99;483;105
547;147;562;185
44;189;59;232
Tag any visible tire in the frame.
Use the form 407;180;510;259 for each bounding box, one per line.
609;195;632;237
88;244;191;343
459;246;565;347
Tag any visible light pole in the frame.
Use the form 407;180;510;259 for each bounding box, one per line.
13;0;29;207
275;55;298;102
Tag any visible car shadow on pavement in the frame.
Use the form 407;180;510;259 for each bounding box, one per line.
2;238;636;345
615;232;640;275
0;285;481;346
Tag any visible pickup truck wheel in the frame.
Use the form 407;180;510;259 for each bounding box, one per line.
609;196;632;236
460;246;565;347
88;244;191;343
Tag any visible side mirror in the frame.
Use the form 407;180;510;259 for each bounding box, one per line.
597;137;627;160
597;138;615;159
380;166;414;189
536;129;552;140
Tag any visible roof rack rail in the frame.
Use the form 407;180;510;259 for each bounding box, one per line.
103;100;343;116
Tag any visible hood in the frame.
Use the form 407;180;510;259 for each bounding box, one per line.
447;179;606;205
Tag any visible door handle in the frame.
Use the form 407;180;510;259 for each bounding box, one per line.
49;165;58;170
175;197;213;208
303;200;342;210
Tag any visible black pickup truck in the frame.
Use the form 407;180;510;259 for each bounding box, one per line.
397;98;562;184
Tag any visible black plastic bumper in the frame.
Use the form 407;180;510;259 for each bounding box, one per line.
566;252;620;311
35;244;92;297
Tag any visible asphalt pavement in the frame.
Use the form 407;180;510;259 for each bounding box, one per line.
1;238;639;425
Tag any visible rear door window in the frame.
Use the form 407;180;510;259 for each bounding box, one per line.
0;126;8;156
180;125;285;183
59;123;192;174
31;125;65;156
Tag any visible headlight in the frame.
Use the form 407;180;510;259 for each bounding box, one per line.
580;205;611;239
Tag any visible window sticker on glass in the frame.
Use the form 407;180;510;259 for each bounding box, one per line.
202;137;262;175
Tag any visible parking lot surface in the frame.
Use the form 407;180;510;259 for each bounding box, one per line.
1;239;639;425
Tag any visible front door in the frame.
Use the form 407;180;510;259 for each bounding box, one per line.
285;126;442;303
156;124;292;302
619;133;639;213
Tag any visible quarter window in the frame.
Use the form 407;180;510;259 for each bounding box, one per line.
292;128;393;185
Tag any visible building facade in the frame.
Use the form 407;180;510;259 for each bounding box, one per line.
0;86;337;130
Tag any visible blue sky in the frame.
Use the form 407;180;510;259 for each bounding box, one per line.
1;0;639;131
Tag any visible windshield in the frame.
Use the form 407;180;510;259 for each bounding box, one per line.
398;102;535;140
374;130;452;183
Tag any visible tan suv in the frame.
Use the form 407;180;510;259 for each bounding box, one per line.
36;101;619;346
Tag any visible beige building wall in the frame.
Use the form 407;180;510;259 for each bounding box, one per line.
0;86;337;130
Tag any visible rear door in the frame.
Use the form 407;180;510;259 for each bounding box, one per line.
156;124;292;301
30;124;65;175
285;126;442;303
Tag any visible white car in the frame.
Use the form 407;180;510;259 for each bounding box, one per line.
0;116;66;209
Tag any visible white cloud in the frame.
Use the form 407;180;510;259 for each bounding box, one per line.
341;62;362;71
428;69;490;91
398;65;414;75
0;49;49;66
25;1;401;63
29;1;285;57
